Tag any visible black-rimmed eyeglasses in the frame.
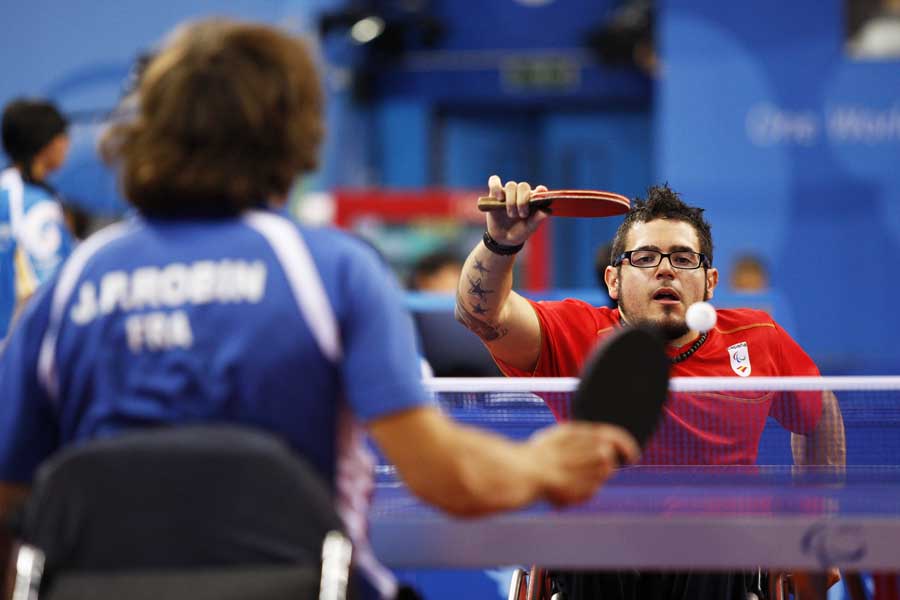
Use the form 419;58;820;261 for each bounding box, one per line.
613;249;710;270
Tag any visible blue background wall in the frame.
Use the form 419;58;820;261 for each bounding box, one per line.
658;0;900;374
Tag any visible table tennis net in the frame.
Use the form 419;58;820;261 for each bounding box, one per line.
412;376;900;468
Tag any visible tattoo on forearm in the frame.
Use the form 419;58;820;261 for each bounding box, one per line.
467;275;493;301
454;291;508;341
473;259;489;275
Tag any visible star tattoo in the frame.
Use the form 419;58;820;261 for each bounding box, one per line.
467;276;493;300
471;303;488;315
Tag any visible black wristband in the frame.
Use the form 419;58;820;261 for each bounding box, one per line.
483;230;524;255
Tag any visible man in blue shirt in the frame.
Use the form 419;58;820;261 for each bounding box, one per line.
0;20;637;599
0;98;75;338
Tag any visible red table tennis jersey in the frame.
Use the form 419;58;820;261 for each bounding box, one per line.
493;299;823;465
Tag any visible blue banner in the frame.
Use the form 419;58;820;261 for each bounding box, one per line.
659;1;900;373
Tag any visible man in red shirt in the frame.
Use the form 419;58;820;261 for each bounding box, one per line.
455;176;845;598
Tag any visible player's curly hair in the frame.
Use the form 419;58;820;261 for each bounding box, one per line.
101;19;324;217
610;184;714;266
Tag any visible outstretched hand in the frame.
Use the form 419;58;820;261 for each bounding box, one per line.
484;174;551;247
527;422;639;507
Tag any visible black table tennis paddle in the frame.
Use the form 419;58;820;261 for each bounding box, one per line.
573;326;670;452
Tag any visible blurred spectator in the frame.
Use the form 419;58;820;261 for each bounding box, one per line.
587;0;658;77
408;250;463;292
1;99;70;184
409;249;499;376
730;254;769;293
0;98;76;337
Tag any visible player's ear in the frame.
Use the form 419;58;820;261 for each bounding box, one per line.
704;267;719;301
604;266;620;301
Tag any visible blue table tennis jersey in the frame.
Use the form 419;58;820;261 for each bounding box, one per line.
0;167;74;338
0;209;429;599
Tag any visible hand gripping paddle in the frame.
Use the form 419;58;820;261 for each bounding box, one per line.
477;189;630;218
572;326;671;451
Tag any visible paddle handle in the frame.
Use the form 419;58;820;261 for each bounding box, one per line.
477;196;553;212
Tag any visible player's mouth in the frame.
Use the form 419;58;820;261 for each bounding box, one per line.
652;288;681;305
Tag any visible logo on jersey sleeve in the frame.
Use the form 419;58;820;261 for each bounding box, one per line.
20;202;64;262
728;341;752;377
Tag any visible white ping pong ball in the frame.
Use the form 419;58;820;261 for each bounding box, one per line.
686;301;717;332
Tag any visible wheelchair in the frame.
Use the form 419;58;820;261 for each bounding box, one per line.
508;566;871;600
6;425;354;600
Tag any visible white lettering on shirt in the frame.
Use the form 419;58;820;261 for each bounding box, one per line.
125;310;194;353
69;259;267;352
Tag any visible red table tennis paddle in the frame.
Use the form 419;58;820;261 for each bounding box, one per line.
477;189;630;218
572;326;670;452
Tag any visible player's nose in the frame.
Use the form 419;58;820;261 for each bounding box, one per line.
655;256;676;277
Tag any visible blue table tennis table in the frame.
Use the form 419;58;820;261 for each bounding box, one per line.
371;465;899;573
369;377;900;598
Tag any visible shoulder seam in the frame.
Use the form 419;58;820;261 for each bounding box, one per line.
37;221;134;399
243;210;342;363
716;322;775;335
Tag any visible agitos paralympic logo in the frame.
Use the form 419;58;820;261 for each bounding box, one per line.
727;342;751;377
801;522;867;568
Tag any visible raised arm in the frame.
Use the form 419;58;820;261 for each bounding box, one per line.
455;175;550;372
791;391;846;467
369;406;638;517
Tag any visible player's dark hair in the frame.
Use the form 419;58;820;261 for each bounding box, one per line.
100;19;324;218
610;184;714;266
1;98;68;179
